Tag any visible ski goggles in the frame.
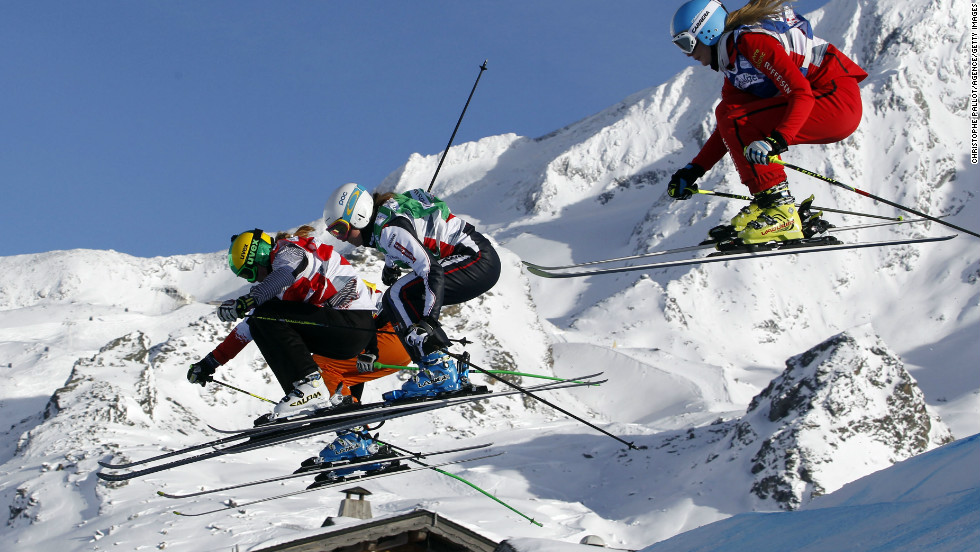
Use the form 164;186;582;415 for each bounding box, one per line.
327;217;352;241
236;264;259;283
672;31;697;54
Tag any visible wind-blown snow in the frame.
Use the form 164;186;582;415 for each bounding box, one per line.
1;0;977;550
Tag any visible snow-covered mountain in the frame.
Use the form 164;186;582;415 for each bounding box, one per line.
1;0;977;550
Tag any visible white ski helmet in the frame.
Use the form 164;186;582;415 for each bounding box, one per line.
324;183;373;239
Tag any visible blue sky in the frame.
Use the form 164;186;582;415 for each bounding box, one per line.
1;1;827;258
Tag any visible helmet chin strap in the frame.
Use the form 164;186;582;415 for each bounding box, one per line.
710;42;721;72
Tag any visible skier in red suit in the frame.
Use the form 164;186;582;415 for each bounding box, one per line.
667;0;867;243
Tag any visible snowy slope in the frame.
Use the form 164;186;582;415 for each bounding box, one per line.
0;0;977;550
637;434;980;552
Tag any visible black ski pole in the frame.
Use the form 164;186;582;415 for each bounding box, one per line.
771;157;979;238
695;189;904;222
427;60;488;193
447;352;637;450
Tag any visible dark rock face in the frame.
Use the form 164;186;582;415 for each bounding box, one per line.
737;325;951;510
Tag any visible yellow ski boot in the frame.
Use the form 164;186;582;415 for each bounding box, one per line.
736;182;805;244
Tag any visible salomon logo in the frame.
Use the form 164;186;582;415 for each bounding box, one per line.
290;391;323;407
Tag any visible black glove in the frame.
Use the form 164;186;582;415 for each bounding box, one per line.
667;163;706;200
217;295;257;322
744;130;789;165
187;353;220;386
356;352;378;373
381;265;402;286
404;316;452;359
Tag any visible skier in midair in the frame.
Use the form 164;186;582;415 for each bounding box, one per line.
666;0;867;243
323;183;501;401
206;225;378;419
196;225;414;474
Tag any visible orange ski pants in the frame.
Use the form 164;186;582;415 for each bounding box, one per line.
313;322;410;399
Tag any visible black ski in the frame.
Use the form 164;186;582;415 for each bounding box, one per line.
156;442;492;499
171;452;504;517
97;376;603;481
208;372;604;435
525;235;955;278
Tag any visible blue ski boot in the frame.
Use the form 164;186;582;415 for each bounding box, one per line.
299;429;391;485
382;351;467;402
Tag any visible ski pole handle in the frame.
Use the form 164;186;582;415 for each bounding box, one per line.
427;60;488;193
769;157;979;238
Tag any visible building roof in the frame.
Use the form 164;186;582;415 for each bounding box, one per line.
250;508;499;552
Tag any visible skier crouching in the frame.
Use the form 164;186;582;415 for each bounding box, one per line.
323;183;501;402
187;314;412;476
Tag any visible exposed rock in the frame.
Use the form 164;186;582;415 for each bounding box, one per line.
734;324;952;509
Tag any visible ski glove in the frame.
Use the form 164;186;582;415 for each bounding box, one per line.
381;265;402;286
217;295;257;322
667;163;706;200
187;353;220;386
744;131;788;165
356;352;378;373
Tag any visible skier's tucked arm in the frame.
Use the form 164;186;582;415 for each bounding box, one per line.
247;244;307;305
379;221;445;319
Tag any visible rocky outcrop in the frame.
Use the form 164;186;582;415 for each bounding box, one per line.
734;324;952;509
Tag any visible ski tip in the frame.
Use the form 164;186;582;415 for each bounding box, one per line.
523;265;552;278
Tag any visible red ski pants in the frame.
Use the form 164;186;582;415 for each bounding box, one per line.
715;77;863;194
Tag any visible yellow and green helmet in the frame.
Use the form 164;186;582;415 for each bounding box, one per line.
228;229;273;282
